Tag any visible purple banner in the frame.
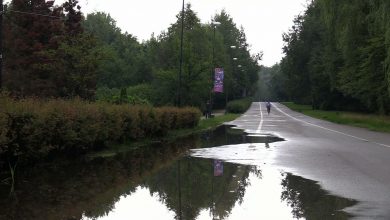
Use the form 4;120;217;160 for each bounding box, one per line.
213;68;224;93
214;160;223;176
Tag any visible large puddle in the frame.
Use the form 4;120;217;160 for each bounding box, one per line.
0;126;356;220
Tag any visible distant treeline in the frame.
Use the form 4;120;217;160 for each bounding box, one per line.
262;0;390;114
2;0;261;109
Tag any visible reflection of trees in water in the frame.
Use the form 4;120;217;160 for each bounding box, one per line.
144;157;260;220
0;125;254;220
0;123;357;220
281;173;356;220
200;125;247;148
0;136;198;220
213;165;257;219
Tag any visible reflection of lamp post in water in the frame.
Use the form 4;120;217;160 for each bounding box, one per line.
211;160;215;219
177;160;182;220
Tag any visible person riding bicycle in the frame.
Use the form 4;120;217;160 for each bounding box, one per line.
266;101;271;114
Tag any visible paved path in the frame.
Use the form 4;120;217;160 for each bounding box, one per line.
226;102;390;220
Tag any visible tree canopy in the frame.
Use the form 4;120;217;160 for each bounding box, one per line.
1;1;262;110
3;0;99;99
266;0;390;114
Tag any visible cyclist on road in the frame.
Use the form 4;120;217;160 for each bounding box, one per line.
266;101;271;114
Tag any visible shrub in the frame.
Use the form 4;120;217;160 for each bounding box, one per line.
226;98;253;113
95;86;150;105
0;94;201;161
0;113;9;155
127;84;155;102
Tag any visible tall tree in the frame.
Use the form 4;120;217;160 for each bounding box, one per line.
147;4;213;106
279;0;390;113
3;0;100;99
3;0;63;97
55;0;100;99
84;12;148;88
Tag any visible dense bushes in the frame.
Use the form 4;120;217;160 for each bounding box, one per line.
0;95;201;160
226;98;253;113
95;87;151;105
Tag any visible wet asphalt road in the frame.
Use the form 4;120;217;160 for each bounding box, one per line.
226;102;390;220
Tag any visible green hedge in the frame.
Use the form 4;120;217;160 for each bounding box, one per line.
226;98;253;113
0;94;201;160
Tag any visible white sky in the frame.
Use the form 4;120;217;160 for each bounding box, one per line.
77;0;309;66
7;0;309;66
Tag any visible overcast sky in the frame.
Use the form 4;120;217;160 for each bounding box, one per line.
10;0;309;66
76;0;309;66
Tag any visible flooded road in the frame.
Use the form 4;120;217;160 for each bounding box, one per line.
228;102;390;219
0;124;356;220
82;157;354;220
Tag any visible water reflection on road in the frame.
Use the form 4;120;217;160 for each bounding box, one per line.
0;126;356;220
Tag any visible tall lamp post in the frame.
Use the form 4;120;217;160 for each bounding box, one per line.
211;21;221;71
209;21;220;113
237;64;242;97
232;57;238;100
178;0;185;107
0;0;3;90
226;45;237;105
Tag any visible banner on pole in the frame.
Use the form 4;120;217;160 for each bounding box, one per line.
213;68;224;93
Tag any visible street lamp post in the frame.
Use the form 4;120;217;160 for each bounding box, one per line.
211;21;221;68
0;0;3;90
226;46;237;105
178;0;185;107
232;57;238;99
240;69;247;97
237;64;242;96
209;21;220;115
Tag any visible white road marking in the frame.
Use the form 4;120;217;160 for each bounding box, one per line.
256;102;263;133
273;103;390;149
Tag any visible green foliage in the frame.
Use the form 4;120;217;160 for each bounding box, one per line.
278;0;390;114
95;86;120;101
0;94;201;161
95;87;150;105
126;84;155;101
2;1;261;110
197;114;239;130
226;97;253;113
257;64;288;101
94;4;261;108
84;12;151;88
55;34;101;99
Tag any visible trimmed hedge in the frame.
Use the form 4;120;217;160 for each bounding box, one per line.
226;98;253;113
0;95;201;160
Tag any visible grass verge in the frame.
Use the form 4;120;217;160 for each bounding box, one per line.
166;113;240;139
282;102;390;133
89;113;240;158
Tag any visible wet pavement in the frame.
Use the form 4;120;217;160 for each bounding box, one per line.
1;102;389;219
225;102;390;219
